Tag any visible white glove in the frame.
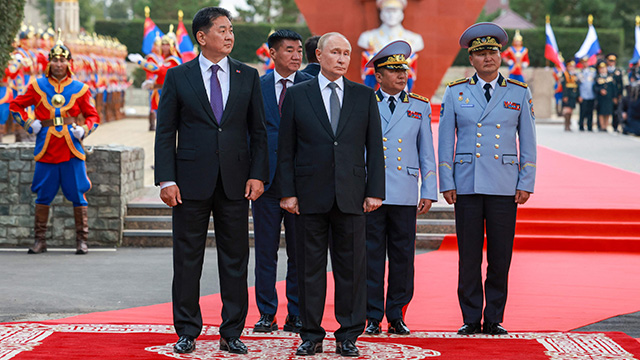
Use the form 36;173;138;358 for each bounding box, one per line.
127;53;144;64
71;126;85;140
141;79;155;90
30;120;42;135
507;60;514;66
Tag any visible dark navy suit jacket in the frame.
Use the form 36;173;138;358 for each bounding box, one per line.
260;70;312;190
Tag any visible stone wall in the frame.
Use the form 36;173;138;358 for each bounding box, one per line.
0;143;145;248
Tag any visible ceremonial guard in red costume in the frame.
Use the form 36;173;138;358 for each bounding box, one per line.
10;31;100;255
128;27;182;130
501;30;529;83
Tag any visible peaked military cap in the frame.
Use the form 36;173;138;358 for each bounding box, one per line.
459;22;508;53
365;40;412;70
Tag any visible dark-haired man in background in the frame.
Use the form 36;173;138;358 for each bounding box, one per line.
154;6;268;355
252;29;311;334
300;35;321;77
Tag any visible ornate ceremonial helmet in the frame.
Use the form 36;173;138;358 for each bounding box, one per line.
49;28;72;60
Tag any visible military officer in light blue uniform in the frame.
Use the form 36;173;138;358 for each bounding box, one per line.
438;22;536;336
363;40;438;336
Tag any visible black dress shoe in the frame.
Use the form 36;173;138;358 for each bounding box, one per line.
220;337;248;354
483;322;508;335
283;314;302;333
388;319;410;335
335;339;359;357
173;335;196;354
296;340;323;356
457;323;481;335
253;313;277;332
364;319;381;335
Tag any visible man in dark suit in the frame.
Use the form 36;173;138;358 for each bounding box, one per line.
154;7;268;355
277;32;385;357
300;35;321;77
252;29;311;334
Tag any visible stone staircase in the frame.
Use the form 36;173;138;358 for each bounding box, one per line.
122;201;455;249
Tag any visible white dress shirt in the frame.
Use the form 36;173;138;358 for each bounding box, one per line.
475;73;499;98
379;89;399;105
318;72;344;121
274;70;296;103
199;54;231;109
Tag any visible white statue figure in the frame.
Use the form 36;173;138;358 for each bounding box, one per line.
358;0;423;90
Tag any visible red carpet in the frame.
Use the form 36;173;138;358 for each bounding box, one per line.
2;323;639;359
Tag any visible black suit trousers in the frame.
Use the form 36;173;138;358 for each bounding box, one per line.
172;174;249;339
454;194;517;324
365;205;416;322
295;202;367;343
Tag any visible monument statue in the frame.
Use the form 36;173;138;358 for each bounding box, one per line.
358;0;423;91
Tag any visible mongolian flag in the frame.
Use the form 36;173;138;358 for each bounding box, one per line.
544;16;565;72
142;6;164;55
574;15;601;66
630;16;640;65
177;10;197;62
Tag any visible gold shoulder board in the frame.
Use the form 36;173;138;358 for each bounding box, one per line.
409;93;430;103
447;77;469;87
506;78;528;88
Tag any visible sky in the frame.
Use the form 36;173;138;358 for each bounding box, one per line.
219;0;249;16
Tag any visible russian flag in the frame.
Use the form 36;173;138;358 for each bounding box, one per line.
630;17;640;65
544;19;565;71
177;17;196;63
574;18;601;66
142;8;163;55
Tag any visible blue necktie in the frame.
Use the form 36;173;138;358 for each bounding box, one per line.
210;64;223;123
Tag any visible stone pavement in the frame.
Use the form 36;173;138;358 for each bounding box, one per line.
0;115;638;337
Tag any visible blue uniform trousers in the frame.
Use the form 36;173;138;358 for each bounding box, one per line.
455;194;517;324
365;205;416;322
32;158;91;207
252;187;299;317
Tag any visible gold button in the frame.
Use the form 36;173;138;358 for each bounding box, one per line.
385;165;387;168
477;133;482;137
397;157;401;161
476;153;481;158
397;148;402;152
496;124;501;129
495;135;500;139
398;139;403;143
476;143;481;148
383;137;387;142
477;123;482;128
383;146;387;151
384;155;387;159
511;160;515;164
494;144;499;149
494;155;499;159
397;166;402;170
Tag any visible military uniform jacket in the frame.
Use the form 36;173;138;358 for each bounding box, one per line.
438;73;536;196
376;90;437;205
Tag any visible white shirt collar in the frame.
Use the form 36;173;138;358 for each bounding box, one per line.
476;73;499;90
318;72;344;91
274;70;296;85
379;89;400;102
199;54;229;74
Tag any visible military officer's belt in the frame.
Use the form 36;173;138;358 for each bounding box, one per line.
41;117;78;127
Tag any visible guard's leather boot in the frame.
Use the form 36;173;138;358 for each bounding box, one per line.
74;206;89;255
28;204;49;254
149;111;156;131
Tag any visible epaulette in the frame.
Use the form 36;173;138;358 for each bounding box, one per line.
447;77;469;87
409;93;429;103
506;78;528;88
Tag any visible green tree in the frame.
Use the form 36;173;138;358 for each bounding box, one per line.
0;0;26;70
132;0;220;22
237;0;301;24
